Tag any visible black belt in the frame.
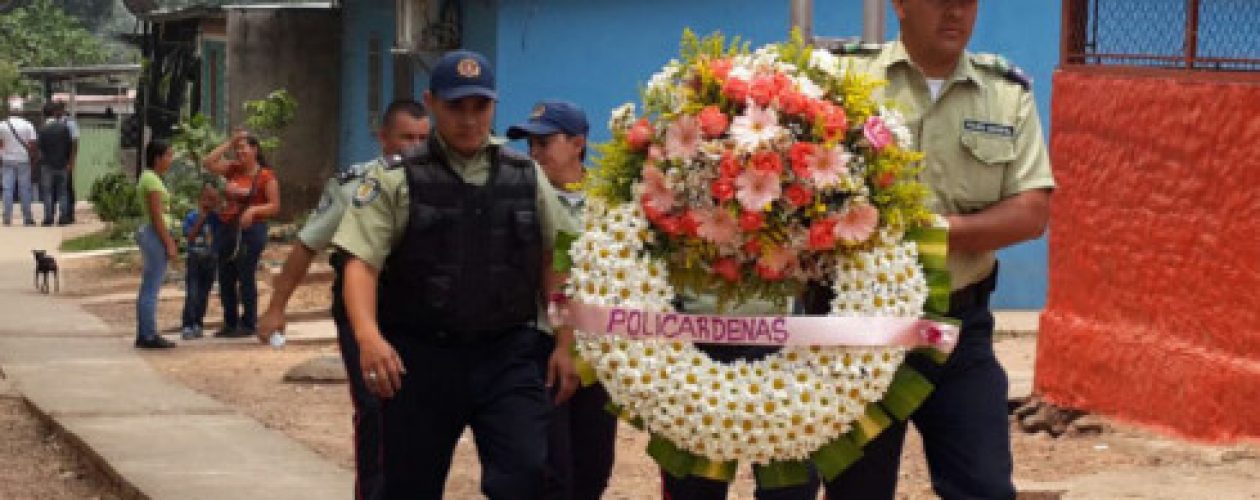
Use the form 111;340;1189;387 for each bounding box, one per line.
949;263;999;312
385;323;533;347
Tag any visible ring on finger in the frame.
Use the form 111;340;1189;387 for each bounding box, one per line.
366;371;378;380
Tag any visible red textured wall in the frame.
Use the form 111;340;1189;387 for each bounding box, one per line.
1037;69;1260;442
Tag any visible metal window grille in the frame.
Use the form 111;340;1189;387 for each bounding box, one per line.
1062;0;1260;71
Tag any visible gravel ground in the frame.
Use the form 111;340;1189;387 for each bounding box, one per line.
0;396;125;500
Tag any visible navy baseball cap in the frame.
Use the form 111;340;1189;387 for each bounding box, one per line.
429;50;496;101
506;100;590;140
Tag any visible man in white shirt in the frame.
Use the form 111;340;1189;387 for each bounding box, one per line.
1;111;39;226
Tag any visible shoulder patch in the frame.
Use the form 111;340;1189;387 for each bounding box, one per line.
352;178;382;207
971;53;1031;90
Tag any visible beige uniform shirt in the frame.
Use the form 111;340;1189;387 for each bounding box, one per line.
844;41;1056;289
332;136;578;270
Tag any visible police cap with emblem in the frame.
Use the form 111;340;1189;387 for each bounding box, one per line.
430;50;497;101
505;100;589;140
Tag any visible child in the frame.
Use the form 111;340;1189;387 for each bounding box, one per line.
180;184;221;340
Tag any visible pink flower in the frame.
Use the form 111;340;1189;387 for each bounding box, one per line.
734;168;782;211
665;115;702;161
864;116;893;151
834;202;880;243
811;146;853;188
696;208;740;246
640;165;676;213
627;118;655;152
729;103;782;149
697;106;730;139
757;245;796;281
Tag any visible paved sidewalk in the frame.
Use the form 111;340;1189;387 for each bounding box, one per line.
0;224;352;500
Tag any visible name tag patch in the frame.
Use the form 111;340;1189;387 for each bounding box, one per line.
963;119;1015;138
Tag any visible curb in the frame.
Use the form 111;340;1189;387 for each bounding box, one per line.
16;395;147;500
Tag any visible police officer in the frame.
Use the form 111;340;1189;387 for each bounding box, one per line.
257;99;430;500
813;0;1055;498
506;100;616;500
333;50;581;499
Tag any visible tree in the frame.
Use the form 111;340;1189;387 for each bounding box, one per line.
0;0;111;96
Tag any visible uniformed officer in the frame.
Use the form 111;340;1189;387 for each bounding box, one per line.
506;100;617;500
812;0;1055;498
333;50;581;499
257;99;430;500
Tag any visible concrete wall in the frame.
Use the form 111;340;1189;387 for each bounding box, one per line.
228;7;341;220
1036;69;1260;442
339;0;1061;306
338;0;395;167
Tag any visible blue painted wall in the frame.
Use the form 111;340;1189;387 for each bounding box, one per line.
339;0;396;167
342;0;1063;308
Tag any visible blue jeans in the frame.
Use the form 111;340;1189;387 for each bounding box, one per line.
40;168;72;224
181;248;217;328
215;222;267;330
136;225;169;341
1;161;35;224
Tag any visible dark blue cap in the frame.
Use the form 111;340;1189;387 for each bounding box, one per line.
429;50;496;101
506;100;589;139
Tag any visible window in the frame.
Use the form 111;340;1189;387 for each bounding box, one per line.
1062;0;1260;71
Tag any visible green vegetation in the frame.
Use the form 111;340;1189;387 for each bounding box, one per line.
0;0;114;97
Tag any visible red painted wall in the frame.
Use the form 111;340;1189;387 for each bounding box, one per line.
1037;69;1260;442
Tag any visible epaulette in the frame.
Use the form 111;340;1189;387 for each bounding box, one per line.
813;37;885;57
498;144;533;165
334;162;370;185
970;53;1031;91
384;142;432;170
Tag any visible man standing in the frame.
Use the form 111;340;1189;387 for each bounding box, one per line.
506;100;616;500
258;99;429;500
334;50;580;499
38;102;76;226
1;110;39;226
817;1;1055;498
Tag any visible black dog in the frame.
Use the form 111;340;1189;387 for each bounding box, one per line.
32;250;59;294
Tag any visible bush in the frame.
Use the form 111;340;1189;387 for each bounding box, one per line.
89;172;140;222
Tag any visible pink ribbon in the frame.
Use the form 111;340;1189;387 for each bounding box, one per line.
554;302;958;354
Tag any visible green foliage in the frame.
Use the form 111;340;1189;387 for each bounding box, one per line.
172;114;225;169
242;89;298;153
89;172;141;223
0;0;111;97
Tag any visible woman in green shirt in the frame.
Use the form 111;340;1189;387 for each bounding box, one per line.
135;140;179;349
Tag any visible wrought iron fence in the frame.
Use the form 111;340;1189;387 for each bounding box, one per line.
1062;0;1260;71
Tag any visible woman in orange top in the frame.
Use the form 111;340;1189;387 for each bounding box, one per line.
203;130;281;338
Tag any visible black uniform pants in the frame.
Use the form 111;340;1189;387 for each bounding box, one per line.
540;330;617;500
823;268;1015;500
331;263;385;500
661;345;821;500
381;327;550;500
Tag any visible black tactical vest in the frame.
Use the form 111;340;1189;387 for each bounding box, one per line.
377;140;542;338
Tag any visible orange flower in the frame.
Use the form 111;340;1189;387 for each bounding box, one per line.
627;118;655;152
722;78;750;103
739;210;764;232
808;217;839;251
750;151;783;175
709;58;733;81
784;183;813;208
697;105;730;139
788;142;819;179
712;258;741;283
